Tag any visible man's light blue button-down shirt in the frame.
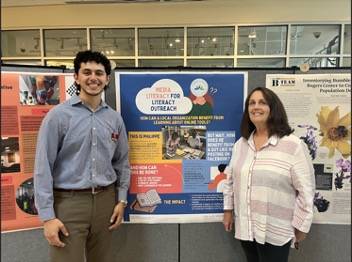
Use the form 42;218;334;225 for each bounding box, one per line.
34;95;130;221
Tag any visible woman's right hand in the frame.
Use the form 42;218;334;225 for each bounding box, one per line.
223;210;234;232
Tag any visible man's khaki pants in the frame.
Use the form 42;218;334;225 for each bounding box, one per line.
51;185;115;262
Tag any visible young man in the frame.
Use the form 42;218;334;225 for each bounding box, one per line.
34;50;130;262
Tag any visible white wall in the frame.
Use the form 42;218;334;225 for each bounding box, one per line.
2;0;351;29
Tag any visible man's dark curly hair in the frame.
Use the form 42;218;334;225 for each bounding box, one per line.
74;50;111;75
73;50;111;94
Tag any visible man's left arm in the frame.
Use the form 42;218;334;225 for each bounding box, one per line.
109;117;130;230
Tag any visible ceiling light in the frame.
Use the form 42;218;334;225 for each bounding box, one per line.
313;32;321;39
34;38;40;50
248;31;256;39
248;28;257;38
175;39;181;43
212;37;217;42
113;39;118;48
60;39;64;49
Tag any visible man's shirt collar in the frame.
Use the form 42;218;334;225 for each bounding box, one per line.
69;95;108;109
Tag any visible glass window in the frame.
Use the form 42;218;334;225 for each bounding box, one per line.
90;29;135;56
187;59;233;68
289;57;339;68
45;60;74;69
290;25;340;55
342;57;351;67
187;27;234;56
2;60;42;65
112;59;136;67
44;29;87;57
138;59;183;67
1;30;41;57
138;28;184;56
238;26;287;55
343;24;351;54
237;58;285;68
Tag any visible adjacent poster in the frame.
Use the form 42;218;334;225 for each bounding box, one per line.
1;71;74;232
115;71;247;223
266;73;351;224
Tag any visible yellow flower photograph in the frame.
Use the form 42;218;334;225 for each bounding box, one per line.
316;106;351;158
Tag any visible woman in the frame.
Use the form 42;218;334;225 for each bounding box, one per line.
166;131;180;156
187;129;202;149
223;87;315;262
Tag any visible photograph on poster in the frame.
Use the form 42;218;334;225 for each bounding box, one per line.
16;178;37;215
136;189;162;207
313;163;333;190
162;125;206;160
314;192;330;213
130;200;157;213
333;158;351;190
316;106;350;158
1;137;21;173
19;75;60;105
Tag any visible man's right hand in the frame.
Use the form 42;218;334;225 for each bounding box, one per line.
223;210;234;232
43;218;69;248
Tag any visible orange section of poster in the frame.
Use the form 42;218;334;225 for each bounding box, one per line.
1;72;66;232
1;174;42;232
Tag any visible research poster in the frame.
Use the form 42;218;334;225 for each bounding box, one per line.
115;71;247;223
266;73;351;224
1;71;75;232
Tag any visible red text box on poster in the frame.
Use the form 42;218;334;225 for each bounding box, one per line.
130;163;183;194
